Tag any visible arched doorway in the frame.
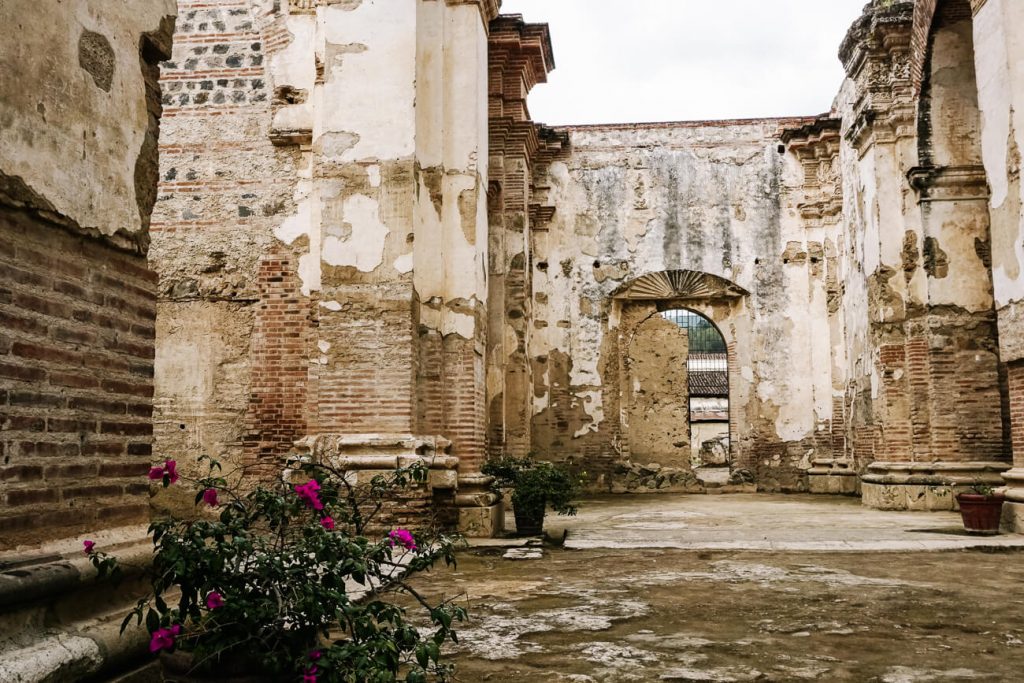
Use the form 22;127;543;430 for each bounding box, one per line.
611;270;748;490
659;309;731;483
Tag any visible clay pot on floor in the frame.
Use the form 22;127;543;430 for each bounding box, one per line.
956;493;1005;536
160;651;275;683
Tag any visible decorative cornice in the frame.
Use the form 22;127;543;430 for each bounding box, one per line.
839;2;916;153
907;164;990;203
783;117;843;222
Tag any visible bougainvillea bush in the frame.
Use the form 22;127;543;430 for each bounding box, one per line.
84;456;466;682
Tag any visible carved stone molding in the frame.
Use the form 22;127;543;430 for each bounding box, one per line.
907;164;990;203
839;1;916;152
782;116;843;222
611;270;750;301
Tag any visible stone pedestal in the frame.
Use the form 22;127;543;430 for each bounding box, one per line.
1000;468;1024;532
861;461;1010;510
455;473;504;538
291;434;504;536
807;458;859;495
291;434;460;530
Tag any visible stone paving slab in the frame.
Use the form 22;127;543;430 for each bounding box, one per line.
547;493;1024;552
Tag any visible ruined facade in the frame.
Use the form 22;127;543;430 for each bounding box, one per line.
142;0;1024;527
3;0;1024;676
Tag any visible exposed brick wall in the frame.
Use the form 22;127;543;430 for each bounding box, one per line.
315;294;415;435
244;253;309;469
0;211;156;547
1008;360;1024;468
153;0;303;477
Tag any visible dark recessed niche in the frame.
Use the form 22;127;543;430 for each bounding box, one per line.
593;261;601;268
537;261;549;271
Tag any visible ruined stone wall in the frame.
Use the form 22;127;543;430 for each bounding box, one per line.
152;0;304;483
0;0;176;548
0;1;177;678
154;0;503;533
969;0;1024;528
526;119;840;492
833;0;1010;510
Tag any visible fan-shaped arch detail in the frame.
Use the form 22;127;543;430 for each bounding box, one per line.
611;270;749;300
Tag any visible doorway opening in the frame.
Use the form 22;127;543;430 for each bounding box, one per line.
659;309;730;482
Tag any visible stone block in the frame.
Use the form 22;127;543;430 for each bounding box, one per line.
1002;501;1024;533
458;503;504;538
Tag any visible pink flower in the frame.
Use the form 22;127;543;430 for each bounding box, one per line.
149;624;181;653
320;516;335;531
202;488;219;506
83;540;95;555
309;650;322;660
148;460;179;484
388;528;417;551
303;666;318;683
205;591;225;610
294;480;324;511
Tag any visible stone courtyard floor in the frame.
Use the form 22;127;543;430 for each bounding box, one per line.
406;495;1024;681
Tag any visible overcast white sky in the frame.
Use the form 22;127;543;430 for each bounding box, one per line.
500;0;868;125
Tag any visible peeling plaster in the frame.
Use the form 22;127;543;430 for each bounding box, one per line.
322;193;389;272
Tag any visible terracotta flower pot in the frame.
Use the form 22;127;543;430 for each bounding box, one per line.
956;493;1004;536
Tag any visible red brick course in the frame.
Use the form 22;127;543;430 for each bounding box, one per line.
0;211;156;546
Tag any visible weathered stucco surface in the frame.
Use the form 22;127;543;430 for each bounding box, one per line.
146;0;1024;524
0;0;176;249
520;120;837;492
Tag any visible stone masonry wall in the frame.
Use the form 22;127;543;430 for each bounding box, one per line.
0;0;176;548
528;119;838;493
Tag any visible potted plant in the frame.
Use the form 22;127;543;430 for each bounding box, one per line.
956;481;1005;536
83;455;467;682
481;456;582;536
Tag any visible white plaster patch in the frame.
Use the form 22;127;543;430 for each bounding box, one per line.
741;366;754;383
322;194;390;272
393;251;414;273
367;164;381;188
320;300;342;311
317;340;331;353
573;390;605;438
321;2;416;162
974;4;1011;209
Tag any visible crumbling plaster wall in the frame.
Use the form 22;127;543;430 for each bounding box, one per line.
153;0;499;529
971;0;1024;526
0;0;176;546
526;120;839;492
832;0;1009;512
0;1;178;678
0;0;176;252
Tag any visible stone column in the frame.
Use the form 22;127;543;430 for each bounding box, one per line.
972;0;1024;529
842;0;1010;509
783;118;858;494
486;16;557;462
265;0;503;535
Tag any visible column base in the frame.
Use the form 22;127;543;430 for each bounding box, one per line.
455;473;504;538
861;461;1010;511
1000;468;1024;532
458;503;505;537
807;458;859;495
291;433;460;530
